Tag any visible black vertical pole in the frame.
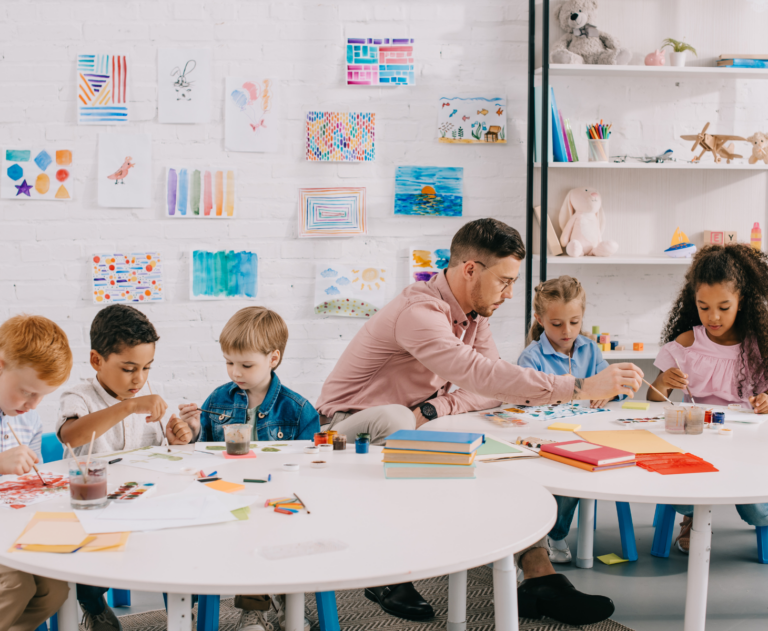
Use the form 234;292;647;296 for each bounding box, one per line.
524;0;536;339
540;0;550;283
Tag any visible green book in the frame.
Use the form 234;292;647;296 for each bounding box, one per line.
475;437;539;462
565;119;579;162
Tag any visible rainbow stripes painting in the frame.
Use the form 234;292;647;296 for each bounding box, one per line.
306;112;375;162
190;249;258;300
166;168;235;218
77;54;128;124
299;187;366;237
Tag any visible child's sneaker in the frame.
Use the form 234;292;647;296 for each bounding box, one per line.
675;515;692;554
271;594;311;631
236;609;272;631
547;535;573;563
80;604;122;631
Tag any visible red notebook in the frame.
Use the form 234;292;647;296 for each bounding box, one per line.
540;440;635;467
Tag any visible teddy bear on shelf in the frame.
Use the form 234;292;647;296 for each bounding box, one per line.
558;187;618;257
550;0;631;65
747;132;768;164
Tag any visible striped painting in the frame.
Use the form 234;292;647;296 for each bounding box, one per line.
77;54;128;124
299;187;366;237
165;167;236;218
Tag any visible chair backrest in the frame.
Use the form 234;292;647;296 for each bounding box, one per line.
41;432;64;464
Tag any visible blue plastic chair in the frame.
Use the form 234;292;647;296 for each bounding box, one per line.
41;432;64;464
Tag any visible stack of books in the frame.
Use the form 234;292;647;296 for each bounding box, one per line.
534;86;579;163
717;54;768;69
382;430;484;479
539;440;635;472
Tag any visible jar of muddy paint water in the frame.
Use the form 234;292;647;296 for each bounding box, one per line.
665;406;686;434
685;406;704;435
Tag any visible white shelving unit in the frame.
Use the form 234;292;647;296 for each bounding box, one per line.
601;344;660;361
534;162;768;170
533;254;691;265
535;63;768;79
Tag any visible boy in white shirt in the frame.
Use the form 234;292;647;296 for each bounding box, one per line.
57;305;197;630
0;314;72;631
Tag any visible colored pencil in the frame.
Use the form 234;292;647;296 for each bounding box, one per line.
7;423;47;486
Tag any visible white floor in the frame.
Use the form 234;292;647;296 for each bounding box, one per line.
113;502;768;630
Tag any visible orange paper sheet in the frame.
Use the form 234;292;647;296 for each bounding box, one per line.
575;429;683;454
205;480;245;493
635;453;719;475
11;512;128;553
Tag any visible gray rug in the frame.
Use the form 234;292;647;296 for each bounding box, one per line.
112;566;633;631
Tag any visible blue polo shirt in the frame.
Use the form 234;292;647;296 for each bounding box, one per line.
517;333;609;379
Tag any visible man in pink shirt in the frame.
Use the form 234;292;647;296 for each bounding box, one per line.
316;218;644;626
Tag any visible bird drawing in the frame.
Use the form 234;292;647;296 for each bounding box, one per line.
477;109;489;116
107;156;135;185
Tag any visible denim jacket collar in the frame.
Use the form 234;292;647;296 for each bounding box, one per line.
225;372;282;416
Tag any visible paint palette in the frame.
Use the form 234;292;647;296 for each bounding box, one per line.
107;482;156;503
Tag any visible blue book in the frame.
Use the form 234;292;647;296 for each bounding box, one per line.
533;86;554;163
384;462;477;479
385;430;485;454
719;59;768;68
549;88;568;162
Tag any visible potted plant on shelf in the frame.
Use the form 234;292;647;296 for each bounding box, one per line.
661;38;697;67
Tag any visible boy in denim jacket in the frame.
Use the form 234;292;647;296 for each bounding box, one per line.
183;306;318;444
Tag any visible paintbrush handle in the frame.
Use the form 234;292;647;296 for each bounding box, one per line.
673;359;696;403
643;379;673;404
6;423;46;485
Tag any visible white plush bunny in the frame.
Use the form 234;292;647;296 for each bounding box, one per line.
558;187;618;257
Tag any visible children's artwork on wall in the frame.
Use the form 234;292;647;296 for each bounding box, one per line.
166;168;236;218
158;48;211;123
1;149;73;200
410;247;450;283
97;133;151;208
306;112;375;162
190;250;258;300
346;37;415;86
224;78;278;152
437;96;506;144
394;166;463;217
92;253;163;304
77;54;128;124
299;188;366;237
314;264;387;318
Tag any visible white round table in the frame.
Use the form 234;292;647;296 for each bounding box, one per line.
424;401;768;631
0;444;556;631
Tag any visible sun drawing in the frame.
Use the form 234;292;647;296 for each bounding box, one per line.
421;185;436;196
352;268;386;290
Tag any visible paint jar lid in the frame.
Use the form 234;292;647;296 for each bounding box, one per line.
282;463;300;472
311;460;328;468
304;446;319;454
718;427;733;436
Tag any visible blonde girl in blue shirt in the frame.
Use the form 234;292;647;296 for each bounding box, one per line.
518;275;614;564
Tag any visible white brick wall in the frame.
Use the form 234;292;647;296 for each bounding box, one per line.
3;0;767;429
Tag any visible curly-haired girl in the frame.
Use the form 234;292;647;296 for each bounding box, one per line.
649;243;768;553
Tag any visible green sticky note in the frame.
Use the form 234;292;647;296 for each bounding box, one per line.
476;437;522;456
597;553;628;565
206;446;226;450
231;507;251;521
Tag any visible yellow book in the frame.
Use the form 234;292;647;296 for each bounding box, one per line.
548;422;581;431
382;449;475;465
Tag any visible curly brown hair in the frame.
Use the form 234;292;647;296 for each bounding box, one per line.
661;244;768;398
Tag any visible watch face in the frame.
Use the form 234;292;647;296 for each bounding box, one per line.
422;403;437;420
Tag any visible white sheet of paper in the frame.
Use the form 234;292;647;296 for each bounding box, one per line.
158;48;211;123
97;494;205;521
97;133;151;208
1;148;74;201
17;521;89;546
559;443;601;453
224;77;279;152
99;445;216;474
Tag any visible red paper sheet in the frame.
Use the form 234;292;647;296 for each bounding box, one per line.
223;450;256;460
635;453;718;475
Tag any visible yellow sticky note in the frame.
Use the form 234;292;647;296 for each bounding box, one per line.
598;553;629;565
548;422;581;432
622;401;650;410
205;480;245;494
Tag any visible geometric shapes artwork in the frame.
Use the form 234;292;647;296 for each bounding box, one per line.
346;37;415;86
438;96;506;144
1;148;74;200
97;133;151;208
306;112;375;162
298;188;366;237
158;48;212;124
190;249;258;300
77;54;128;124
166;168;236;218
92;253;163;304
225;77;278;152
410;247;450;283
394;166;464;217
314;263;387;318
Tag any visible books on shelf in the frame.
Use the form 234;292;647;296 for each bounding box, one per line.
384;463;477;479
384;430;485;454
541;440;635;466
719;54;768;61
717;59;768;68
533;86;578;163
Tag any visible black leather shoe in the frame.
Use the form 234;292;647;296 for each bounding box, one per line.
364;582;435;621
517;574;615;625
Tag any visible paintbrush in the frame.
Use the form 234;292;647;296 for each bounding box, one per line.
293;492;311;515
84;431;96;474
66;442;87;483
7;423;47;486
673;358;696;404
147;381;171;452
643;379;675;406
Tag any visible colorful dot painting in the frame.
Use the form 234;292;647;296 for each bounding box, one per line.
2;148;73;200
92;253;163;304
306;112;375;162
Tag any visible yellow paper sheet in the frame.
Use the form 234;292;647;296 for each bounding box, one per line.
205;479;245;493
17;521;89;546
575;429;683;454
548;422;581;431
81;532;130;552
598;553;628;565
12;511;128;553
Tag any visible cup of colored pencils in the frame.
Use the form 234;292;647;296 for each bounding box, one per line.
587;121;611;162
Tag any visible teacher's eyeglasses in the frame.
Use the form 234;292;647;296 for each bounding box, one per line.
468;260;517;291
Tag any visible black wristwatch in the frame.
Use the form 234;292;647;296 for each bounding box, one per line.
419;402;438;421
